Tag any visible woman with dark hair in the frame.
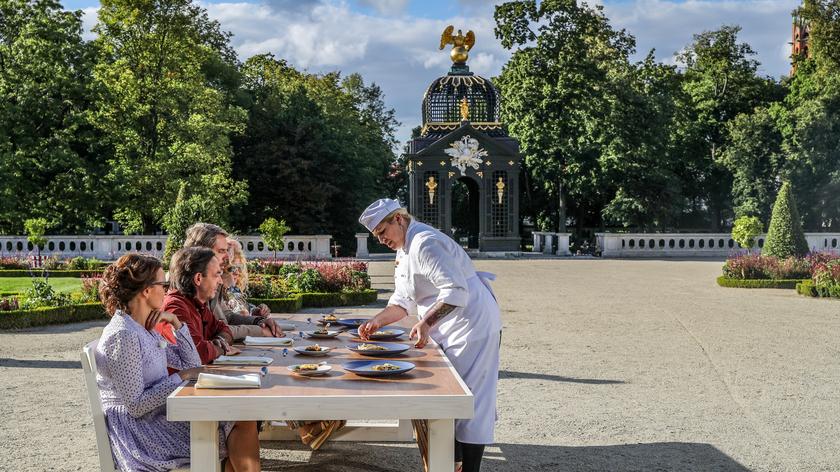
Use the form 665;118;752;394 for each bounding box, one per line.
96;253;260;472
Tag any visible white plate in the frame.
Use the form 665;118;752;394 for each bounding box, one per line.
287;364;332;376
294;345;332;356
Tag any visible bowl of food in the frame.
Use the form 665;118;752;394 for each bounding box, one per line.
346;342;410;357
348;327;406;340
287;363;332;376
293;344;332;356
304;328;341;339
343;360;415;377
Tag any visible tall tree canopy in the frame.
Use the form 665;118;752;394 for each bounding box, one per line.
0;0;104;234
90;0;247;234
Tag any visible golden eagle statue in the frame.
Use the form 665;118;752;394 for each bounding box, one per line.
439;25;475;64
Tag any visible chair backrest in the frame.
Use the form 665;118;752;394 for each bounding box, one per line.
81;340;119;472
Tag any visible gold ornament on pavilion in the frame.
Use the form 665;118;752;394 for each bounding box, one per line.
439;25;475;64
426;176;438;203
459;97;470;121
496;177;506;204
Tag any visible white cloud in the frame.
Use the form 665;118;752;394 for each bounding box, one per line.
602;0;799;78
80;7;98;40
357;0;410;16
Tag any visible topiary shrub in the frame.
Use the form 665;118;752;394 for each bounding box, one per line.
763;182;808;258
731;216;763;249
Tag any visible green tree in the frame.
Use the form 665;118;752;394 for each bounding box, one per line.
673;25;781;230
259;217;290;260
731;215;763;249
24;218;49;256
763;182;809;258
231;54;395;249
494;0;638;233
90;0;247;234
0;0;105;234
718;106;785;222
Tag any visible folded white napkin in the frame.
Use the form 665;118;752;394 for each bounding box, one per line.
244;336;293;346
213;356;273;366
276;322;296;331
195;373;261;389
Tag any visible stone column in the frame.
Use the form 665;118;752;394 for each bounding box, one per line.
532;232;543;252
355;233;370;258
542;233;554;255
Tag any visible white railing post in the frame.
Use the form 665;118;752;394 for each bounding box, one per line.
542;233;554;255
532;232;542;252
555;233;570;256
355;233;370;258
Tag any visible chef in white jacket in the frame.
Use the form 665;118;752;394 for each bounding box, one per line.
358;198;501;472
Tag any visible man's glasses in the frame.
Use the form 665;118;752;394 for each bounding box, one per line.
150;281;170;290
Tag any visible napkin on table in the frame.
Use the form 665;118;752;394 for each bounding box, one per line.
195;372;261;389
213;355;273;366
244;336;293;346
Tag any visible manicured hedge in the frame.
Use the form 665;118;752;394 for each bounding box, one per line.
0;269;103;278
796;280;840;299
250;296;303;313
251;289;378;312
716;276;808;289
0;303;106;330
1;290;380;330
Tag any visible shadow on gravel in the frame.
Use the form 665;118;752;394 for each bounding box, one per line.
258;440;750;471
491;442;752;472
499;370;625;385
0;358;81;369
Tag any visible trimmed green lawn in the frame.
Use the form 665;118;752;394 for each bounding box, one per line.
0;277;82;294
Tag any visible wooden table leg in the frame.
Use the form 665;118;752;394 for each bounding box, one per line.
427;419;454;472
191;421;220;472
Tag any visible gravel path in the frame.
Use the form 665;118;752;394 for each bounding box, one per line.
0;259;837;471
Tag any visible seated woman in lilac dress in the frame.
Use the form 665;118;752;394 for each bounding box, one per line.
95;253;260;472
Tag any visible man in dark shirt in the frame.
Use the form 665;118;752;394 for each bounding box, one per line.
162;246;237;364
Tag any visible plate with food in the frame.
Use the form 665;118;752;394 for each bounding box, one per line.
346;342;410;357
335;318;370;328
347;327;406;340
287;363;332;376
316;314;340;325
304;327;341;339
343;360;415;377
293;344;332;356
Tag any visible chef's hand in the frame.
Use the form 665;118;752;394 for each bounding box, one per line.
358;318;382;340
409;321;430;348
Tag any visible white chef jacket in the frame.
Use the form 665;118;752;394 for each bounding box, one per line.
388;220;502;444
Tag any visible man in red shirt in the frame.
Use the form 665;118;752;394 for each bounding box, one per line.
162;246;238;364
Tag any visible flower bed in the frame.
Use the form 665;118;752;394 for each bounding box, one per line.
247;260;371;296
720;252;840;290
798;258;840;299
0;256;107;277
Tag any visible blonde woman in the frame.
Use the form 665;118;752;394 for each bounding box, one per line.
227;237;270;317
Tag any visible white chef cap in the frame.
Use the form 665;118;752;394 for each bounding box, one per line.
359;198;402;232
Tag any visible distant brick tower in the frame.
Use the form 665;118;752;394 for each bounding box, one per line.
791;13;810;74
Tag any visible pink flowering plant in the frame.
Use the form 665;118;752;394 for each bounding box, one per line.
247;260;370;294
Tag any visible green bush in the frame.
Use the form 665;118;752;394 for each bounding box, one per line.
65;256;104;271
247;276;290;299
289;268;326;293
797;279;840;298
731;216;763;249
763;182;809;258
716;276;807;289
21;279;72;309
0;303;106;330
249;295;303;313
298;290;378;307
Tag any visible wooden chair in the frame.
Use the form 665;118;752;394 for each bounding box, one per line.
82;341;192;472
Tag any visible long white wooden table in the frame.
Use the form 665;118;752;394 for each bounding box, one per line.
166;313;474;471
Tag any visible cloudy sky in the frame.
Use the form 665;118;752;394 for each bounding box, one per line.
62;0;801;144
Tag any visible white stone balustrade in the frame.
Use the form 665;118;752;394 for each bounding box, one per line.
0;234;332;260
595;232;840;258
531;232;571;256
